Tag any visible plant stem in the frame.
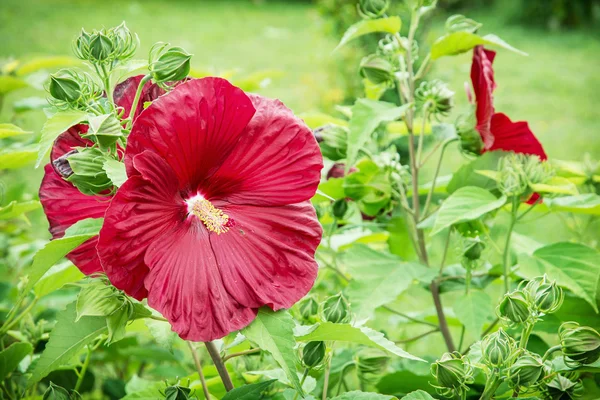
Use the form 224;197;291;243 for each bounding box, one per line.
125;74;152;131
542;345;562;362
416;106;429;165
147;315;168;322
421;138;458;218
293;369;310;400
382;305;438;328
414;53;431;80
479;373;501;400
430;280;456;352
205;341;234;392
396;328;440;344
74;346;92;392
100;64;115;112
502;197;519;293
0;297;38;335
222;348;261;362
322;344;334;400
188;342;210;400
519;323;534;349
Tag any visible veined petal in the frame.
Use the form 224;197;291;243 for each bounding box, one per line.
125;77;256;191
471;46;496;149
144;222;257;341
204;95;323;206
209;201;321;310
488;112;547;160
98;151;185;300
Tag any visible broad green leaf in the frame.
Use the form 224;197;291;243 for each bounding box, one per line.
334;17;402;52
103;158;128;187
430;187;506;235
28;302;107;385
346;100;409;171
331;390;395;400
36;110;88;167
34;263;84;298
242;308;302;394
530;176;578;195
453;290;494;336
313;178;345;203
76;284;123;321
222;380;277;400
342;245;435;319
0;200;40;220
0;146;37;170
0;75;27;95
16;56;79;76
541;194;600;215
401;391;436;400
0;342;33;380
377;368;435;397
296;322;423;362
64;217;104;236
519;242;600;312
0;123;32;139
447;151;506;193
430;32;526;59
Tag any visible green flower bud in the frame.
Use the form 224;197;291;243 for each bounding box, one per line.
507;351;544;389
359;54;394;85
356;348;390;375
415;80;454;117
112;22;138;62
89;32;114;62
358;0;390;19
298;296;319;321
49;72;82;103
164;385;193;400
559;322;600;367
524;275;564;315
445;14;482;34
73;29;92;61
498;153;530;198
314;124;348;161
149;43;192;85
302;341;326;368
462;237;485;261
481;328;515;367
543;374;584;400
378;35;402;57
321;293;351;324
455;109;483;156
42;383;71;400
332;199;348;219
66;148;113;195
497;290;531;325
431;352;473;398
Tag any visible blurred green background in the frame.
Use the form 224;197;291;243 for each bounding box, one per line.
1;0;599;239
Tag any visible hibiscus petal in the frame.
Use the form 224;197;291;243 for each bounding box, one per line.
50;125;91;165
39;164;109;275
204;94;323;206
125;78;256;191
98;151;186;300
471;46;497;149
488;112;547;160
113;75;165;122
209;201;321;310
144;221;258;341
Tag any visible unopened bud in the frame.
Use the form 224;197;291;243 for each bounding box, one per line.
455;110;483;156
164;385;193;400
559;322;600;367
498;290;531;324
543;374;584;400
524;275;563;315
302;341;326;368
431;352;473;397
149;43;192;84
481;328;515;367
298;296;319;321
89;32;114;62
49;72;81;103
314;125;348;161
327;162;356;179
445;15;482;34
356;348;390;375
358;0;390;19
42;383;70;400
359;54;394;85
321;293;351;324
415;80;454;117
52;149;77;179
462;237;485;261
332;199;348;219
507;351;544;389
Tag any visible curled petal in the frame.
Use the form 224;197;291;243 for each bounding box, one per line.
471;46;497;149
488;113;547;160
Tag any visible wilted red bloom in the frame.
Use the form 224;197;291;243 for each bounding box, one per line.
97;77;323;341
470;46;547;160
39;76;163;275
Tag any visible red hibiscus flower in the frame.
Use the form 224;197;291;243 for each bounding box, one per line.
97;77;323;341
470;46;547;160
39;75;163;275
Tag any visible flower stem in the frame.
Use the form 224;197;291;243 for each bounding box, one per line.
479;373;501;400
125;74;152;131
542;345;562;362
502;197;519;293
222;348;261;362
382;305;438;328
519;323;534;349
322;344;334;400
74;346;92;392
188;342;210;399
293;369;310;400
204;341;234;392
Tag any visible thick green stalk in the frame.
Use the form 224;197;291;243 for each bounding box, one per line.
74;346;92;392
502;197;519;293
519;323;534;349
479;374;501;400
205;341;234;391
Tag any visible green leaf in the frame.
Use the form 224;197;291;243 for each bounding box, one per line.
0;342;33;381
541;194;600;215
28;302;107;385
530;177;578;195
296;322;423;362
343;159;392;216
0;75;28;95
401;391;435;400
0;123;32;139
0;146;37;170
453;290;494;336
447;151;506;193
0;200;40;220
430;187;506;235
242;308;302;394
222;379;277;400
103;158;128;187
430;31;526;60
331;391;395;400
342;245;435;319
34;263;84;298
36;110;88;168
76;284;123;321
334;17;402;52
346;100;409;171
64;217;104;236
519;242;600;312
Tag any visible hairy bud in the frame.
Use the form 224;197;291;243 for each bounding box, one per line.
445;14;482;33
431;352;474;398
298;296;319;322
302;341;326;368
559;322;600;367
524;275;564;315
314;125;348;162
73;23;138;65
359;54;394;85
415;80;454;117
481;328;515;367
49;72;81;103
542;374;584;400
332;199;349;219
507;351;544;389
455;109;483;156
149;43;192;85
42;383;71;400
356;348;390;376
46;69;102;111
321;293;351;324
163;385;193;400
378;34;402;57
89;32;113;62
498;290;531;325
358;0;390;19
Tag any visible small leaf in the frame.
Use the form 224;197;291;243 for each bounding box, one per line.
331;390;395;400
453;290;494;336
430;31;526;60
430;187;506;235
242;308;302;394
0;342;33;380
0;75;28;95
0;123;32;139
34;263;84;298
530;177;578;195
0;200;40;220
519;242;600;312
103;158;128;187
447;151;507;193
36;110;88;168
221;379;277;400
0;146;37;170
296;322;423;362
401;390;436;400
335;17;402;52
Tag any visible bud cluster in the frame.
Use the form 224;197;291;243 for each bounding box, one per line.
481;328;515;367
73;23;138;66
541;374;584;400
498;153;553;199
430;352;474;398
149;43;192;88
415;80;454;118
162;383;195;400
455;109;484;156
47;69;103;111
357;0;390;19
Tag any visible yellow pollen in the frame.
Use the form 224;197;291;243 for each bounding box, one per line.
190;198;230;234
